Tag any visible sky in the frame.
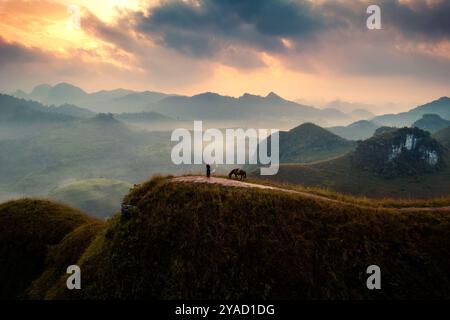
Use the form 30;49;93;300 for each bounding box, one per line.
0;0;449;112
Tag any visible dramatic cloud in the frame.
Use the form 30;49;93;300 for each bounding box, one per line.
135;0;327;57
0;0;449;106
0;37;49;67
126;0;450;77
382;0;450;40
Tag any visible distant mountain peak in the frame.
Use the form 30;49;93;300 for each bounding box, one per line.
437;96;450;102
192;92;222;99
91;113;119;124
266;92;283;100
52;82;86;93
241;93;259;98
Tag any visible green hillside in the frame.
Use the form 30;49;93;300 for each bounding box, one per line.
0;94;74;123
434;126;450;148
48;179;132;219
0;113;178;196
0;199;103;299
1;176;450;299
413;114;450;134
20;176;450;299
253;127;450;199
274;122;356;163
256;155;450;199
373;97;450;127
328;120;380;140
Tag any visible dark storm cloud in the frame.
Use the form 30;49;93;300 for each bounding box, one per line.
82;11;139;53
382;0;450;40
0;37;48;67
133;0;450;58
135;0;328;57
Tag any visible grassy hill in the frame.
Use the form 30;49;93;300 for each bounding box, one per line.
0;199;103;299
0;113;178;196
252;127;450;199
255;155;450;199
412;114;450;134
247;122;355;175
1;176;450;299
48;179;132;219
269;122;356;163
0;94;74;124
328;120;380;141
373;97;450;127
434;126;450;148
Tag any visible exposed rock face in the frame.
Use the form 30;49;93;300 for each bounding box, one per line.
352;127;447;177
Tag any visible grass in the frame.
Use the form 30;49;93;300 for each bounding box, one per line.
249;154;450;200
0;199;102;299
2;175;450;300
48;175;450;300
183;171;450;208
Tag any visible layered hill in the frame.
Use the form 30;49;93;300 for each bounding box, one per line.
412;114;450;134
275;123;356;163
14;83;169;113
2;176;449;300
253;127;450;198
0;113;177;196
0;94;75;124
148;92;351;128
48;178;132;219
373;97;450;127
328;120;380;140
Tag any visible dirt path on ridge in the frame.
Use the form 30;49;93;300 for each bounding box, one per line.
171;176;450;212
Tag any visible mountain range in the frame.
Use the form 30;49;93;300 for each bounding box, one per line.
12;83;365;128
372;97;450;127
412;114;450;134
13;83;170;114
11;83;450;131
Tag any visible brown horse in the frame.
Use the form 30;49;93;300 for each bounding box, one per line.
228;168;247;180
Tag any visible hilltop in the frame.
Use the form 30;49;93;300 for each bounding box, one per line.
276;123;356;163
328;120;380;140
2;176;449;300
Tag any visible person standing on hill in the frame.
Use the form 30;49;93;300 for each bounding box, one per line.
206;164;211;178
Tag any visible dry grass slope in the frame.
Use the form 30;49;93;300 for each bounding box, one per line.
0;199;103;299
1;176;449;300
53;176;450;300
